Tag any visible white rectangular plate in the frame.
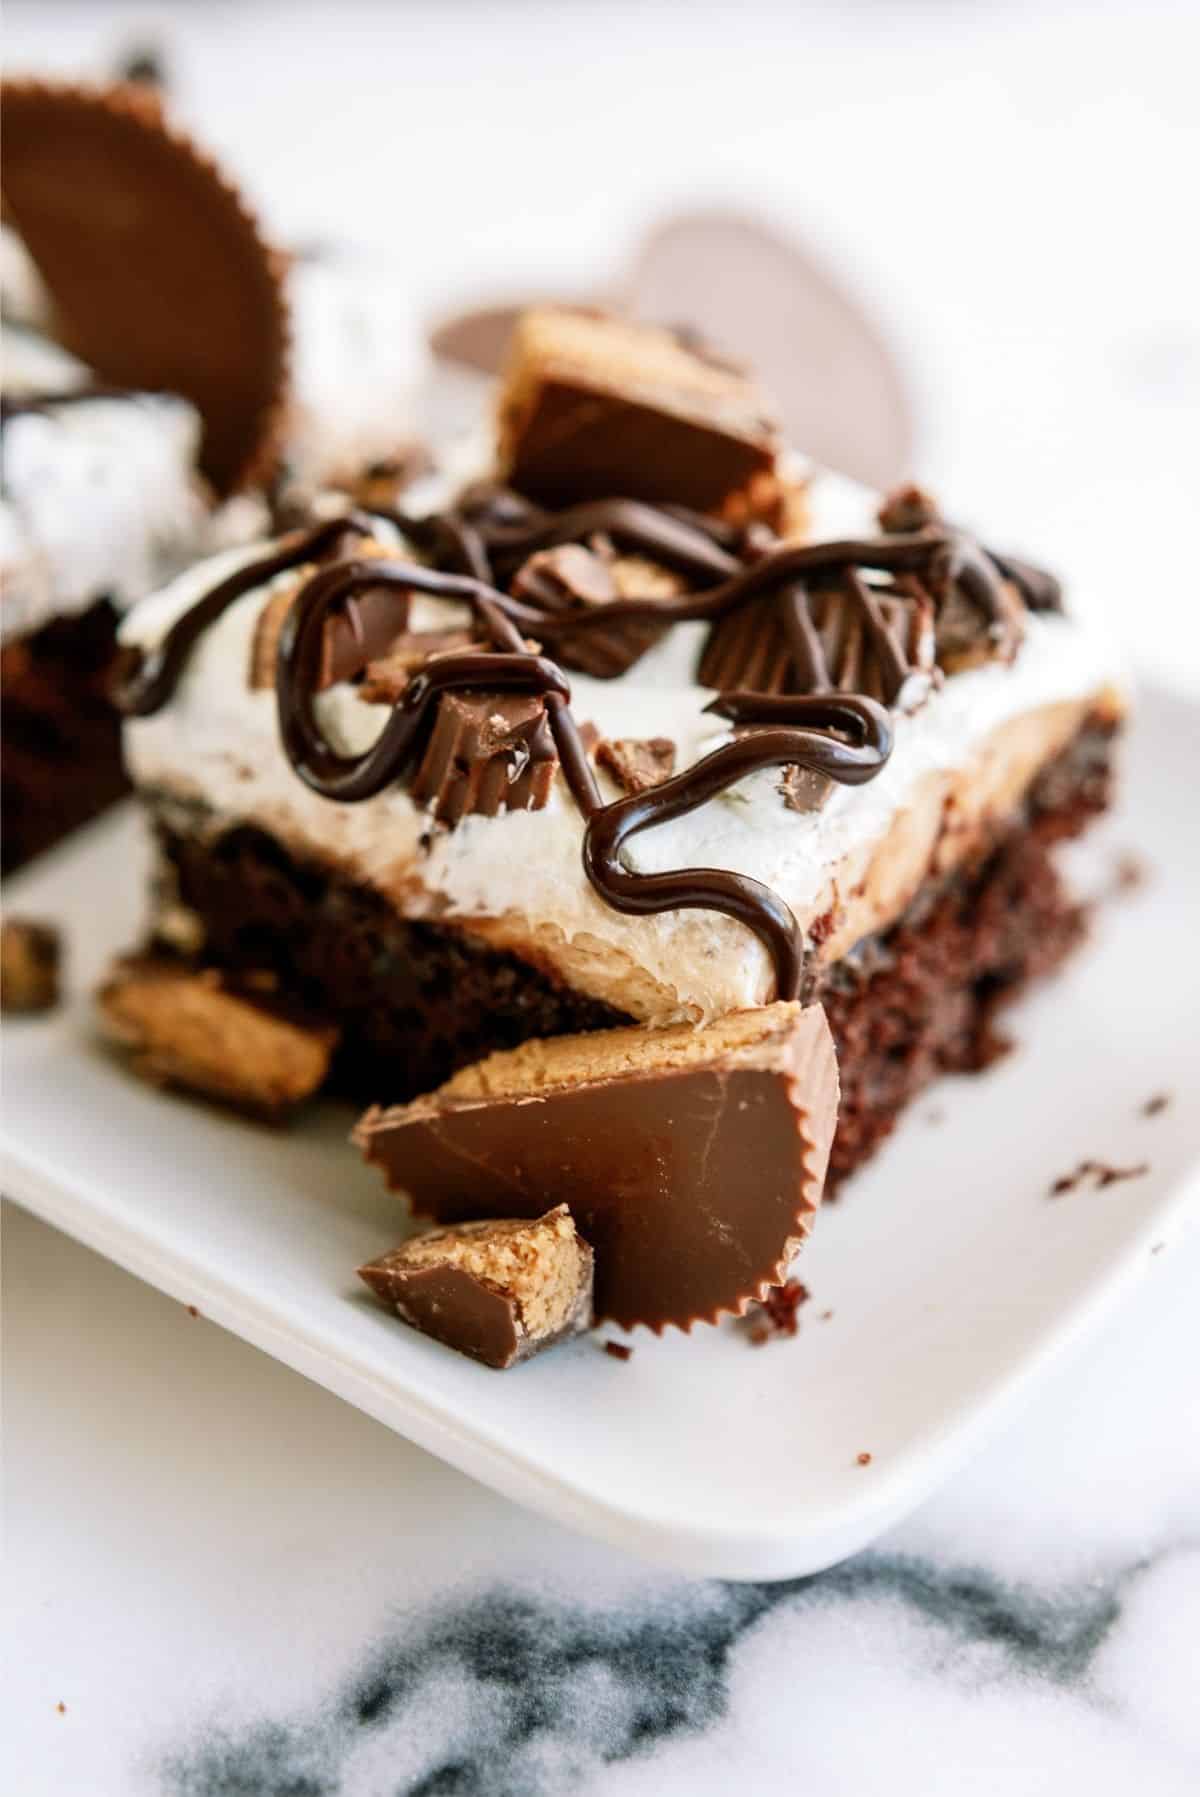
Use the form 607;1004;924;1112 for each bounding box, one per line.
4;687;1198;1579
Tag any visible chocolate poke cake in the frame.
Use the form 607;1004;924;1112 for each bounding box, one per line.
109;305;1124;1324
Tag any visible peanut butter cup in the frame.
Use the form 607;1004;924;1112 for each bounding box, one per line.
2;78;289;496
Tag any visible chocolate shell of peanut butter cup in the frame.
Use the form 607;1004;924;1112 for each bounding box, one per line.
1;78;289;496
353;1002;839;1333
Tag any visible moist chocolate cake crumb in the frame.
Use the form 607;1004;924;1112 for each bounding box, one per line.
805;907;838;950
856;1452;873;1466
971;1018;1016;1071
1;916;61;1014
1141;1093;1171;1118
603;1341;634;1362
1049;1159;1150;1197
1091;1160;1149;1188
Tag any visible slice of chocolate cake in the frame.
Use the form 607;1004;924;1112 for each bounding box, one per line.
110;306;1125;1202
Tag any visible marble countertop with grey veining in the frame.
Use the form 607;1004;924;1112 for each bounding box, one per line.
5;1199;1199;1794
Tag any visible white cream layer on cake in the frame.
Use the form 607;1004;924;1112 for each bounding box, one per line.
0;328;214;644
120;465;1125;1026
280;251;426;503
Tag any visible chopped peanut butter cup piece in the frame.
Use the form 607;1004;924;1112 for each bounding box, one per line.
699;577;936;715
1;917;61;1014
354;1002;838;1332
358;1205;594;1369
410;692;558;826
97;958;337;1119
509;541;680;680
496;308;780;517
359;631;480;704
595;735;677;795
248;536;410;692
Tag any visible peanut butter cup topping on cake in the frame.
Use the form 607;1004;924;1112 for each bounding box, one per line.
2;78;289;495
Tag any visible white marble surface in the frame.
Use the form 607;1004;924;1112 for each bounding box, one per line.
4;1;1200;1790
6;1200;1200;1794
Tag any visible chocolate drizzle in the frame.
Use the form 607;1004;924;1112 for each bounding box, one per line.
116;515;373;716
113;484;1058;998
265;551;890;993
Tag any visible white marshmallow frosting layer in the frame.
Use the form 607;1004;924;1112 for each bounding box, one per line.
120;467;1124;1023
1;329;212;642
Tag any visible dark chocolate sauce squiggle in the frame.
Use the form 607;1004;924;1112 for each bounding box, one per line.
585;695;891;998
402;490;1056;664
271;556;891;995
116;515;370;717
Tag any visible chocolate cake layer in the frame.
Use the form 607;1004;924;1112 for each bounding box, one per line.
1;599;129;871
152;810;626;1098
147;715;1114;1188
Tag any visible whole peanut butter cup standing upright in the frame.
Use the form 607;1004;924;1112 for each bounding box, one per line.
1;77;290;496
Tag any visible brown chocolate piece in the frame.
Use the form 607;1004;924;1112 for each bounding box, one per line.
249;537;412;692
878;483;941;534
409;692;558;825
595;736;677;795
1;917;61;1014
933;573;1026;674
511;543;618;611
496;308;780;517
779;764;834;815
97;957;337;1118
354;1002;838;1331
2;79;289;495
510;542;673;679
359;631;480;704
358;1205;593;1369
699;578;936;715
